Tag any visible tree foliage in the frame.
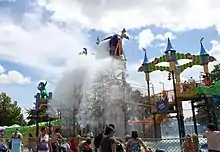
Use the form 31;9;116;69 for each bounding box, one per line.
0;92;25;126
196;64;220;125
209;64;220;81
26;106;57;126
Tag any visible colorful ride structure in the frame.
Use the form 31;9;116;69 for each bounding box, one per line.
35;81;53;137
133;38;217;138
96;28;129;61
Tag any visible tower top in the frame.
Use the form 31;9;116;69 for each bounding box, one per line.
142;50;149;64
165;38;175;53
200;37;208;56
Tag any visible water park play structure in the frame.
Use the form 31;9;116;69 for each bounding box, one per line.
3;31;219;149
3;29;130;144
130;37;218;139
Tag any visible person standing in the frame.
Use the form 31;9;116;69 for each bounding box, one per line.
27;133;34;152
38;127;50;152
11;128;23;152
50;128;67;152
125;130;147;152
100;125;116;152
203;123;220;152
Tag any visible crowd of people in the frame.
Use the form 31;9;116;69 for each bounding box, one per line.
0;123;220;152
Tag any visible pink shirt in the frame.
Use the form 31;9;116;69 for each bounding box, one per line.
203;131;220;150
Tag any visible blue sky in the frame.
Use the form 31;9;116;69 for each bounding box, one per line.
1;0;220;118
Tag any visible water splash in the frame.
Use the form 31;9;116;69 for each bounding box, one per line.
50;42;142;136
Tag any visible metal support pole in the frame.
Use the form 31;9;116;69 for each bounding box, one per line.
36;108;39;137
146;79;152;137
171;71;182;140
153;113;157;138
210;98;218;130
48;118;52;136
35;95;39;138
147;80;151;102
122;71;127;136
205;98;212;123
191;100;198;135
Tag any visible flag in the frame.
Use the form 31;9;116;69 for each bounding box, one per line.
142;48;146;52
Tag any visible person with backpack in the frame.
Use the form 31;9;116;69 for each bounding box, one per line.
94;124;115;152
115;138;124;152
38;127;50;152
100;125;116;152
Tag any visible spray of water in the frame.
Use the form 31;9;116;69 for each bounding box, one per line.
50;41;142;136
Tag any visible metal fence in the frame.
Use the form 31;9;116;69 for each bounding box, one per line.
143;137;207;152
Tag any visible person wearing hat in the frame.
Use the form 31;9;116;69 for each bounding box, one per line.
100;125;116;152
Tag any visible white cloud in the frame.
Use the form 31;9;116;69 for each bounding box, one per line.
155;32;176;41
38;0;220;34
0;16;90;75
0;65;31;84
0;65;5;73
138;29;176;49
138;29;155;49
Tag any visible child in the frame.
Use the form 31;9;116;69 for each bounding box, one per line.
182;134;195;152
81;138;93;152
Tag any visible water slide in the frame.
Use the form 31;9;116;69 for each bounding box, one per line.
196;81;220;96
128;97;172;136
143;114;168;131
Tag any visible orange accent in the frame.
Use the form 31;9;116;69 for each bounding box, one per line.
203;80;212;86
115;39;122;56
181;82;196;93
39;104;49;110
184;140;196;152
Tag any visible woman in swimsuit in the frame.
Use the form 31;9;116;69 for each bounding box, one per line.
125;130;147;152
50;128;66;152
38;127;50;152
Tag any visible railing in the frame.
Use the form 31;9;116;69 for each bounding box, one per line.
142;137;207;152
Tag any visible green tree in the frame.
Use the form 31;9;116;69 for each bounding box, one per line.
209;64;220;81
26;106;56;126
196;64;220;125
0;92;25;126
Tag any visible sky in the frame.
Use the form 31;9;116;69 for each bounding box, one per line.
1;0;220;118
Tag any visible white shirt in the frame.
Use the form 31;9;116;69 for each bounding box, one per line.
203;131;220;150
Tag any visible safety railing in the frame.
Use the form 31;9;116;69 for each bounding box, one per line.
142;136;207;152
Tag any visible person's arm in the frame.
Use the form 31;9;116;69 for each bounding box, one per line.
19;133;23;140
125;140;131;152
111;142;116;152
203;131;208;138
138;138;147;150
57;133;67;140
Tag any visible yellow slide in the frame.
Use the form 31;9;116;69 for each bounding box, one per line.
144;114;167;132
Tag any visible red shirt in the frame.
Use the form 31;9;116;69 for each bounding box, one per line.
70;138;78;152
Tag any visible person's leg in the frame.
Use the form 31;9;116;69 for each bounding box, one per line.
21;144;24;152
51;142;58;152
